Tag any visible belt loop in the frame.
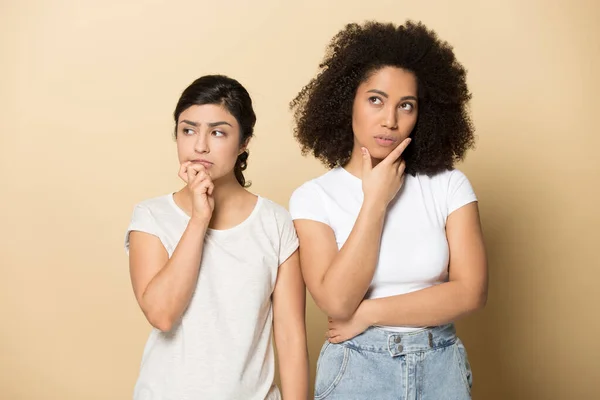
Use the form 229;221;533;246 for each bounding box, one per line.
428;331;434;348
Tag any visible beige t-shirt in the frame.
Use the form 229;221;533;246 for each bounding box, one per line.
125;194;298;400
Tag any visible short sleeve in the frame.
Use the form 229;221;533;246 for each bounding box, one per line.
447;170;478;215
124;205;167;254
289;181;330;225
275;208;299;266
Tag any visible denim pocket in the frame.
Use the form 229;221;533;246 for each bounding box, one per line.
453;338;473;393
314;341;349;399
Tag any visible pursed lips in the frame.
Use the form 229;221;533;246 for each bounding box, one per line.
373;135;398;147
191;159;214;168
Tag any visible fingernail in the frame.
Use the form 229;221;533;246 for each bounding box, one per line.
361;147;367;155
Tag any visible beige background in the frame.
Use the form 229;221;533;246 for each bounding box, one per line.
1;0;599;399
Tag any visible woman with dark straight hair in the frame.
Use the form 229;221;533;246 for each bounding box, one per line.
125;75;309;400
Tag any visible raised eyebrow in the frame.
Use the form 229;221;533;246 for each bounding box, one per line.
366;91;418;102
178;120;233;128
400;96;418;102
179;119;198;127
207;121;232;128
367;89;388;98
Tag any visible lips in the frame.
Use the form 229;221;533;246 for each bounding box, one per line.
191;159;213;168
373;135;397;147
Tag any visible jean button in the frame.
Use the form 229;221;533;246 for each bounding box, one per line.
397;344;404;352
394;336;402;343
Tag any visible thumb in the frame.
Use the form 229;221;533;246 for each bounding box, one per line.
361;147;372;175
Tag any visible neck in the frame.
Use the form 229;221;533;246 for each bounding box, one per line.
208;172;245;208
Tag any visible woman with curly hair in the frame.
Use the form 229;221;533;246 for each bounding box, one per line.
289;21;487;399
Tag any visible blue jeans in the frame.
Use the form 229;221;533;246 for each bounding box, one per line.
314;324;472;399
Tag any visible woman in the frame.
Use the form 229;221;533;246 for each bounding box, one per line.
125;75;308;399
289;21;487;399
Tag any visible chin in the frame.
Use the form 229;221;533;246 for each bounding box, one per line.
208;170;221;181
367;146;393;160
212;170;235;183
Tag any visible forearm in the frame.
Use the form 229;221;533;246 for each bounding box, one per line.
321;199;386;318
141;217;208;330
363;281;487;328
276;330;309;400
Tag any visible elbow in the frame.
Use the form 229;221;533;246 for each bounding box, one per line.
328;308;354;321
477;290;488;309
323;300;357;321
152;319;174;333
139;294;178;332
310;285;360;320
145;309;177;332
468;289;488;312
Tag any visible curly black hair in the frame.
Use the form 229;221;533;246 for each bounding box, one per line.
290;20;475;175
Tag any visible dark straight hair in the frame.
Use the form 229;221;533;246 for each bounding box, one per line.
174;75;256;187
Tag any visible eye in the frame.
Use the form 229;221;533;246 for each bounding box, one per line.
182;128;195;135
368;96;383;105
212;130;226;137
400;102;415;112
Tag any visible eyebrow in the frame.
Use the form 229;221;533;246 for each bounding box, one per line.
367;90;417;101
179;120;233;128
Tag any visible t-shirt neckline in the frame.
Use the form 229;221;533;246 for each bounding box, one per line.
167;193;263;236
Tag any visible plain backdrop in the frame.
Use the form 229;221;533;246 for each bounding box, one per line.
1;0;599;398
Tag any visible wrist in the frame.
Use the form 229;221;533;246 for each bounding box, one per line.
361;197;387;216
359;299;379;326
188;215;210;231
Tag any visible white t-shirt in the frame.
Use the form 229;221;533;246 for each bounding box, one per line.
124;194;298;400
289;167;477;332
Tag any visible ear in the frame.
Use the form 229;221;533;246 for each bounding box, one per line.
238;138;251;155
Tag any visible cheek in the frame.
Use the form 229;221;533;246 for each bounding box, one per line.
176;139;188;162
403;112;418;133
215;141;242;166
352;105;372;136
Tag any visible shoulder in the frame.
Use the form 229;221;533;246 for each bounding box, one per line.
125;194;175;253
255;197;296;233
412;169;471;190
414;169;477;214
415;168;467;181
127;194;187;230
260;197;292;220
255;197;298;245
129;194;173;218
134;194;171;209
290;168;342;201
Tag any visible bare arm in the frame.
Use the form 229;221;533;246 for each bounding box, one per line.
294;201;385;320
327;202;488;342
128;162;214;332
273;250;309;400
129;217;208;332
296;139;411;320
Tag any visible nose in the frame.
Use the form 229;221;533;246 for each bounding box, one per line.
381;105;398;129
194;132;209;154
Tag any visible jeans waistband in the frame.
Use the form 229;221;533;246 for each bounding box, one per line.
342;324;457;357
